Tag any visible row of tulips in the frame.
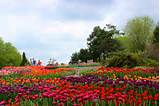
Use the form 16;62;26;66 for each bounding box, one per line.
1;76;158;91
0;66;75;77
62;75;159;91
0;67;31;76
22;68;75;77
87;67;159;80
96;67;158;75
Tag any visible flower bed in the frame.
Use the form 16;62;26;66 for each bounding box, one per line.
0;66;159;106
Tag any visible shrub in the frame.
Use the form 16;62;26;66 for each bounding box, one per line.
101;51;159;68
101;51;143;68
142;58;159;67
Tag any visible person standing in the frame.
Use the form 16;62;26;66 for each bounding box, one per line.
38;60;42;66
33;58;36;66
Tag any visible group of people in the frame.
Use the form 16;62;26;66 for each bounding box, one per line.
30;58;42;66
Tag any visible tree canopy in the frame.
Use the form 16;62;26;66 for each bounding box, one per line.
69;24;122;64
87;24;121;61
78;48;91;63
124;16;155;52
0;37;21;68
69;52;79;64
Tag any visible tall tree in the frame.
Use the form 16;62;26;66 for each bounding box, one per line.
69;52;79;64
87;24;120;62
124;16;155;52
20;52;30;66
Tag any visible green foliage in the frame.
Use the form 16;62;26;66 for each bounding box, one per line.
153;23;159;43
145;23;159;60
145;43;159;60
69;48;92;64
79;69;97;75
69;17;158;67
69;52;79;64
78;48;91;63
69;24;123;64
124;16;158;62
101;51;143;68
20;52;30;66
102;50;158;67
125;16;155;52
87;24;122;62
68;63;100;68
0;37;21;68
142;58;159;67
114;35;129;50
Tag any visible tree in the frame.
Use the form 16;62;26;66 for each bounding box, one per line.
145;23;159;60
124;16;155;52
114;36;129;50
87;24;121;62
20;52;30;66
153;23;159;43
0;37;21;68
69;52;79;64
78;48;91;63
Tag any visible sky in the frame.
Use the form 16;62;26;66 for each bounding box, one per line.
0;0;159;65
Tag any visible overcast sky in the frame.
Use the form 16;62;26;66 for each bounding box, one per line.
0;0;159;64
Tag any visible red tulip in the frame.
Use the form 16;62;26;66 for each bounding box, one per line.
148;95;153;100
143;96;148;100
0;100;6;105
154;94;159;101
136;98;142;105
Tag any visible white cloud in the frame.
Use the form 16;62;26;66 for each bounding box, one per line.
33;0;59;10
42;21;91;39
0;14;39;42
0;0;59;8
0;0;158;64
101;0;159;29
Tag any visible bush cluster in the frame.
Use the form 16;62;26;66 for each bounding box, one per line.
101;51;158;68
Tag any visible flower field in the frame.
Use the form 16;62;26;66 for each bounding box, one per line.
0;66;159;106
